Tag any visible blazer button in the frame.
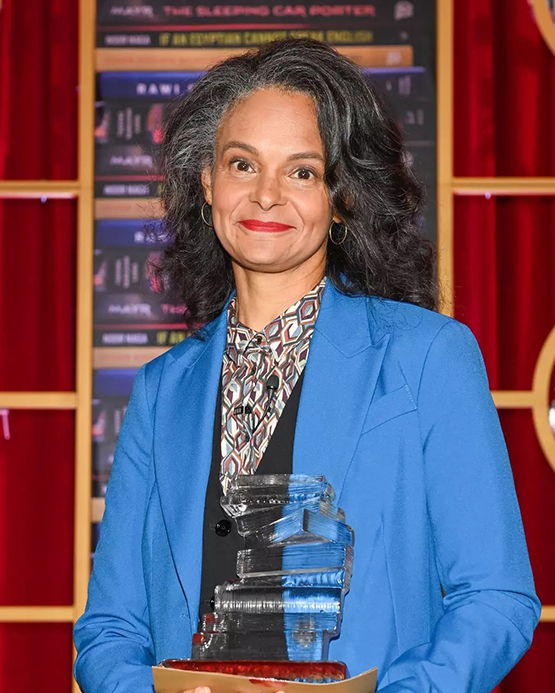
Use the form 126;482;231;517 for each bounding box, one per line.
214;519;232;537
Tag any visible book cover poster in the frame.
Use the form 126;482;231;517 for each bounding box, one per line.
92;368;137;502
96;72;203;198
91;220;191;506
96;0;433;65
92;0;437;543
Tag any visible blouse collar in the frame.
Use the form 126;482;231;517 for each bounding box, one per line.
225;276;327;364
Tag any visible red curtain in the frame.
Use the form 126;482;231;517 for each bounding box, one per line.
0;0;77;179
0;1;78;691
0;409;75;607
0;199;77;391
455;0;555;177
0;624;74;691
454;1;555;692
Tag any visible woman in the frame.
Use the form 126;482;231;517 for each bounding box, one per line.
74;38;540;693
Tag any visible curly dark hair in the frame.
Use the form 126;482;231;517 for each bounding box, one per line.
153;37;437;323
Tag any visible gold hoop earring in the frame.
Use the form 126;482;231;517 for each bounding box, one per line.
328;221;348;245
201;202;213;227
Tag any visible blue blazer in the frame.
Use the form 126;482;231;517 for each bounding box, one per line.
74;281;541;693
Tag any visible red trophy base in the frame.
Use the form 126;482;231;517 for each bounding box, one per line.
158;659;347;683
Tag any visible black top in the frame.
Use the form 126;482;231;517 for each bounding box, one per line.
198;368;305;624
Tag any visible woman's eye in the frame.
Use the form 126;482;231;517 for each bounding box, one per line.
294;168;316;180
230;158;252;172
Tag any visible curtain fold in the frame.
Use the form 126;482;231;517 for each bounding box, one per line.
0;624;74;691
0;199;77;391
0;0;77;179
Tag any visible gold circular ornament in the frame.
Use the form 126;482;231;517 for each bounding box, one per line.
532;324;555;475
529;0;555;56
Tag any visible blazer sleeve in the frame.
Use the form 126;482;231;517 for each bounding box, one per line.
73;363;156;693
377;320;541;693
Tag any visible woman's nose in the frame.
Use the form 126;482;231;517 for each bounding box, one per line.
250;172;286;209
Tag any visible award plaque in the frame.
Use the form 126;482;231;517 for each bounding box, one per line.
158;474;354;684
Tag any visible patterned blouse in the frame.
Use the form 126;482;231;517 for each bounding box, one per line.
219;276;326;493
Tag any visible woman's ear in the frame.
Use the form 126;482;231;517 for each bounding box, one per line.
201;166;213;205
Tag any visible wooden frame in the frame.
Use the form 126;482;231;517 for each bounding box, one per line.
0;3;554;693
0;1;96;691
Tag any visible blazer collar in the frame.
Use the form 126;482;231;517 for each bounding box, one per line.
313;280;388;355
168;279;388;367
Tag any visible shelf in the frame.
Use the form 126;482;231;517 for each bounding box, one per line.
492;391;536;409
0;606;74;623
0;181;79;198
0;392;77;409
453;178;555;195
96;45;414;72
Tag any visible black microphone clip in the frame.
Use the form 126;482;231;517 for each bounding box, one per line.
265;373;279;395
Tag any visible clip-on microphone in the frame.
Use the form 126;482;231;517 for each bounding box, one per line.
236;373;280;441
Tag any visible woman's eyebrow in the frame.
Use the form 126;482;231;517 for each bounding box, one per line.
221;140;324;163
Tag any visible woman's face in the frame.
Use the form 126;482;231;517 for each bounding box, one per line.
201;88;340;275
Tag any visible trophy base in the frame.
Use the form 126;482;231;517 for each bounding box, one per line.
158;659;347;683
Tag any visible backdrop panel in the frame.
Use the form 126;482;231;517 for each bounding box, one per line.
454;0;555;177
0;0;78;179
0;199;77;392
0;410;75;606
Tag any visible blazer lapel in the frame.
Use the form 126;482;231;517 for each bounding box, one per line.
293;282;391;498
153;304;228;635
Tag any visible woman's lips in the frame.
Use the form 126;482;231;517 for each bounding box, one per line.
239;219;294;232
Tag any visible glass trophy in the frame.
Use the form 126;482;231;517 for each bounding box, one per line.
159;474;354;683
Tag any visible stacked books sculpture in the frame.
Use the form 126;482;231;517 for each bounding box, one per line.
159;474;354;684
